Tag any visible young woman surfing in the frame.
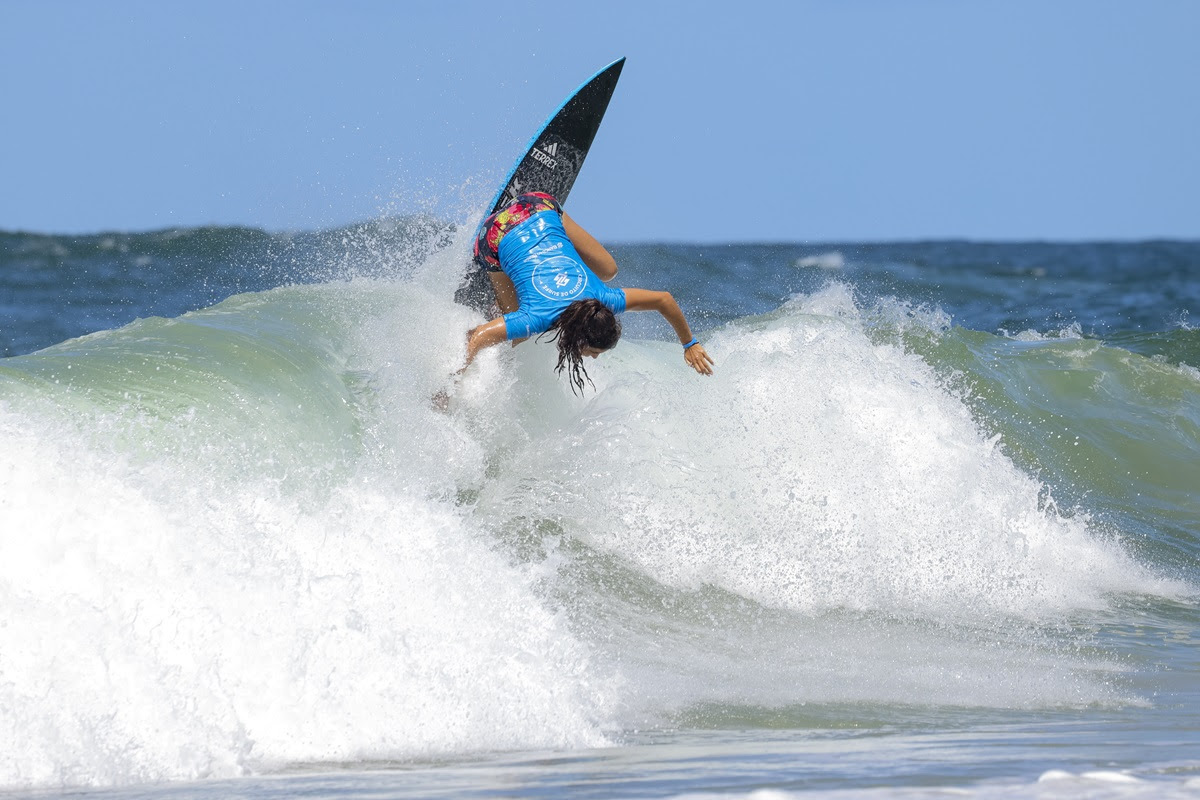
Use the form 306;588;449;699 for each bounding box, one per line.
441;192;713;402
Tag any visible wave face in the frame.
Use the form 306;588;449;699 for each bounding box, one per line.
0;224;1197;790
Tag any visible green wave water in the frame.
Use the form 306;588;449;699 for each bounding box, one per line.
901;324;1200;568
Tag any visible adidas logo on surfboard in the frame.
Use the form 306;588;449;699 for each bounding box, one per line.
531;140;560;169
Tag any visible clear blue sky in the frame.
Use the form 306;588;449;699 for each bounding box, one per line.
2;1;1197;242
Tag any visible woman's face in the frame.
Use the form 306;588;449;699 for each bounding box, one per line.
580;345;610;359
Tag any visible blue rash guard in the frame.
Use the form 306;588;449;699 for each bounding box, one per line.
497;210;627;341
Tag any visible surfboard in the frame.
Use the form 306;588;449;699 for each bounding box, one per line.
454;57;626;311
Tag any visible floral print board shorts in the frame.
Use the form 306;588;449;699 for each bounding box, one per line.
473;192;562;272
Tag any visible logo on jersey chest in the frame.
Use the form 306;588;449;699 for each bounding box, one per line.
531;256;586;301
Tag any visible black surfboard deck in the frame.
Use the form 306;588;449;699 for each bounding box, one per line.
454;58;625;311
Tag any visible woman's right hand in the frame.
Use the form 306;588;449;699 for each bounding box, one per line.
684;344;715;375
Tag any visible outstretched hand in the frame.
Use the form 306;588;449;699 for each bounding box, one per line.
684;344;715;376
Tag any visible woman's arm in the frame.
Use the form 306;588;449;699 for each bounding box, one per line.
458;317;509;375
624;288;715;376
433;318;509;409
562;212;618;281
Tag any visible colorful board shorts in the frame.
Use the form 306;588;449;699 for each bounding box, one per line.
474;192;562;272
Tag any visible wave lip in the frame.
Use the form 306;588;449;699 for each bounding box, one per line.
525;286;1181;623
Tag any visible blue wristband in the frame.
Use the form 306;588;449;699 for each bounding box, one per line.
683;337;699;350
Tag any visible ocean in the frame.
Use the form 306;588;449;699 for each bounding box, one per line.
0;219;1197;799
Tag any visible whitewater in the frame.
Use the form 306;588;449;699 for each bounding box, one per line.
0;222;1197;798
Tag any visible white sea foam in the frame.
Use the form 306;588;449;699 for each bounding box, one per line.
496;284;1171;620
794;251;846;270
462;283;1181;713
1003;321;1086;341
670;770;1200;799
0;266;1185;790
0;402;613;789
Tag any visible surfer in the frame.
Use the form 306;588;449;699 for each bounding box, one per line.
442;192;714;402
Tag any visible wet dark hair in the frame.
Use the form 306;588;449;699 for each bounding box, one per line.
541;299;622;395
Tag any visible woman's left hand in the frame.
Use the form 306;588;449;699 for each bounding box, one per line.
684;344;715;376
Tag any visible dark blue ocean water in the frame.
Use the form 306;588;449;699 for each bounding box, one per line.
5;228;1197;359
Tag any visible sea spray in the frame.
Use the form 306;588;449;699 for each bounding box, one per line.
0;268;618;788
